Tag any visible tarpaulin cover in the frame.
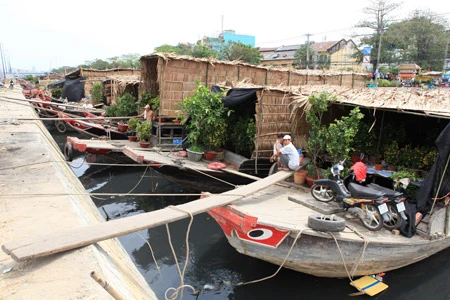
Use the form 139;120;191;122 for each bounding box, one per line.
47;78;66;89
212;86;259;108
61;77;85;102
400;121;450;237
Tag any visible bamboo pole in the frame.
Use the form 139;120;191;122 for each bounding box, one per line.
90;271;125;300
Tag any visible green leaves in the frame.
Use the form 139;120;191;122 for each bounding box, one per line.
179;82;229;149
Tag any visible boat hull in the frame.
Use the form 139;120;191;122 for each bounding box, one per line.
208;206;450;278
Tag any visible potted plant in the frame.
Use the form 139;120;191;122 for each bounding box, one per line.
186;144;204;161
178;82;231;160
305;92;331;180
136;121;153;148
127;117;140;142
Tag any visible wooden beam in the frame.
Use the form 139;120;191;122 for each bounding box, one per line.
2;171;293;262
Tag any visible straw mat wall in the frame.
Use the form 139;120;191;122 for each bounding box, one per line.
139;53;367;117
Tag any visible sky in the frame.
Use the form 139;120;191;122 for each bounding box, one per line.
0;0;448;72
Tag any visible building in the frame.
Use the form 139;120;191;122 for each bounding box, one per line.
261;39;363;71
201;30;255;51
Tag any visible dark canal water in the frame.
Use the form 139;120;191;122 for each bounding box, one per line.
51;129;450;300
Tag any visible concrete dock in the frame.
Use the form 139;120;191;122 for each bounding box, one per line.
0;88;156;299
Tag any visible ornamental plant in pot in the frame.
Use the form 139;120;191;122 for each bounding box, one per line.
186;144;204;162
305;92;331;181
127;117;140;142
136;121;153;148
178;82;231;161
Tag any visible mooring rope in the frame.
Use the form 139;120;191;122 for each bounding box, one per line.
136;232;161;272
164;205;197;300
235;228;305;287
345;225;370;277
190;167;238;188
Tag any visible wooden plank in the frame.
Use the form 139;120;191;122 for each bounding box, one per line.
2;170;293;262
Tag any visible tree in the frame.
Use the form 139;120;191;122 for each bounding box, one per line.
294;44;313;69
191;42;219;58
119;53;141;69
154;43;192;55
388;10;448;70
357;0;401;71
217;41;263;65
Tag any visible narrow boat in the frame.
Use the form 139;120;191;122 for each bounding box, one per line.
59;112;127;140
64;137;272;193
208;123;450;278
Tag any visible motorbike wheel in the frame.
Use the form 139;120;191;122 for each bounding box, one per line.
383;202;402;230
359;203;383;231
311;184;336;202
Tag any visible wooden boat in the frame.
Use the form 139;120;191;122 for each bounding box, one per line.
207;183;449;278
59;112;127;140
65;137;262;193
208;122;450;278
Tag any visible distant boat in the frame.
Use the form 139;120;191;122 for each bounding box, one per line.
59;112;127;140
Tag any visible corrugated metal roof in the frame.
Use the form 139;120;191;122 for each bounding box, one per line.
310;41;340;52
276;44;302;51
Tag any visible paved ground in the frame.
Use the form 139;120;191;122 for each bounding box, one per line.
0;87;155;299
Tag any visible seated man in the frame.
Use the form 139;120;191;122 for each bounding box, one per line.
270;133;284;162
274;135;299;171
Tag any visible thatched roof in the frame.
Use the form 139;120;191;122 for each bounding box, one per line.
219;81;450;119
291;86;450;119
66;68;141;79
105;75;140;85
141;52;367;76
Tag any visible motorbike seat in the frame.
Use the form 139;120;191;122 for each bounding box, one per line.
347;182;386;199
366;183;402;198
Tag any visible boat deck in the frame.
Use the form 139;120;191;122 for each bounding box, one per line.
230;184;427;244
69;137;258;177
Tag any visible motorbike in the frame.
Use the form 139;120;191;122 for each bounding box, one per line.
310;160;402;231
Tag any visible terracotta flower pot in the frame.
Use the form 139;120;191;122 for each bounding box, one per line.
204;150;217;161
118;122;128;132
139;141;150;148
128;135;138;142
294;170;308;185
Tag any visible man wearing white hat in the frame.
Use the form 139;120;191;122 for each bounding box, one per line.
274;135;299;171
137;104;155;122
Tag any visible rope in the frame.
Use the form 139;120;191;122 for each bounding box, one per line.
136;232;161;272
430;153;450;215
190;167;238;188
235;228;304;287
125;166;150;195
164;205;197;300
68;156;87;169
343;225;370;277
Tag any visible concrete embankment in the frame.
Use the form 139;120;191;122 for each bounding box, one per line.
0;88;156;299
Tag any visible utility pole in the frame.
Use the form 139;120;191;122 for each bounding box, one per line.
306;33;311;69
0;43;6;79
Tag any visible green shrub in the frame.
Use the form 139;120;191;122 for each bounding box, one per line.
51;88;62;99
106;93;137;117
90;82;103;105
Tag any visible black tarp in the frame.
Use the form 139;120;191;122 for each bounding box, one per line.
400;121;450;237
61;77;85;102
47;78;66;89
212;86;259;108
